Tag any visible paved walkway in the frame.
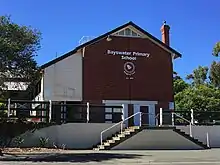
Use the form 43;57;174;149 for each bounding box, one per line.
1;149;220;164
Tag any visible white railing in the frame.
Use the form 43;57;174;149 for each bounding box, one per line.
172;112;193;137
100;112;142;145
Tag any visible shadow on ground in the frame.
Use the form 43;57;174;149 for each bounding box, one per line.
0;153;147;163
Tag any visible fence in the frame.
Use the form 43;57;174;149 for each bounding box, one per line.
160;109;220;126
0;99;123;124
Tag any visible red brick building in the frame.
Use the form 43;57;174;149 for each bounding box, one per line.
39;21;181;125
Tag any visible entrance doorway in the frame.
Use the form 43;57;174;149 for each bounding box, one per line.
127;104;134;126
140;106;149;125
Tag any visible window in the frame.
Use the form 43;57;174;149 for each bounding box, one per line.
132;31;137;36
118;30;124;36
125;28;131;36
114;28;141;38
105;114;112;120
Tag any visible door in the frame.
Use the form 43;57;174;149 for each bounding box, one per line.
140;106;149;125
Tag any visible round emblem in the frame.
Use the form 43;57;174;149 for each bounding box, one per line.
124;62;135;76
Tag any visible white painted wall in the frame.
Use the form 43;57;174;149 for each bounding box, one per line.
43;51;83;101
112;129;203;150
11;123;121;149
177;125;220;148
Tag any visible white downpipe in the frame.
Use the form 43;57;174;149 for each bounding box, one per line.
159;108;163;126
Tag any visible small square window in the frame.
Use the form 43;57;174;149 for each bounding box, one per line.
113;108;122;113
105;114;112;120
105;108;112;113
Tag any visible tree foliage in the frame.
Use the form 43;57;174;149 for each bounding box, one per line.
0;15;41;97
174;64;220;113
186;66;209;86
213;42;220;57
175;84;220;111
209;61;220;88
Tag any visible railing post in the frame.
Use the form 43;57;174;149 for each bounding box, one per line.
49;100;52;123
191;109;194;125
86;102;90;123
139;112;142;127
189;122;192;137
7;98;11;117
100;133;103;146
121;122;123;133
171;111;174;126
206;132;210;148
63;101;66;123
121;104;125;133
159;108;163;126
121;104;125;121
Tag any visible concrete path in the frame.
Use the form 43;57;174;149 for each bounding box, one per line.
1;149;220;164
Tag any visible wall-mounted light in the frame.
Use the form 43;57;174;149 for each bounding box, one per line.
106;35;112;42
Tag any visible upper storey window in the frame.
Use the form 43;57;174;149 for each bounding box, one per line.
114;28;141;37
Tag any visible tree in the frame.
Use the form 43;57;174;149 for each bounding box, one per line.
186;66;209;86
0;15;41;98
209;61;220;88
213;42;220;57
175;84;220;111
173;78;189;95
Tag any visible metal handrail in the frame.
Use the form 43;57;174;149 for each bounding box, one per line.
173;112;193;137
173;112;191;124
100;111;142;145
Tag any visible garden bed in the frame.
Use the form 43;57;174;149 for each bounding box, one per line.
2;147;66;154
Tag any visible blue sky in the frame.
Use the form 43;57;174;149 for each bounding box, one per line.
1;0;220;78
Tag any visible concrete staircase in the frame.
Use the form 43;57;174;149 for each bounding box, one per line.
93;126;142;151
93;126;210;150
174;127;210;149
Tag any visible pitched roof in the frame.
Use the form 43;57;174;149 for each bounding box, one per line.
41;21;182;69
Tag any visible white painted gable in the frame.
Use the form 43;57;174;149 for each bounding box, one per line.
112;25;147;38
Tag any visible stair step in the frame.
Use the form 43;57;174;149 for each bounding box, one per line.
125;128;135;132
174;128;209;149
122;131;131;135
113;137;121;141
107;140;115;143
103;142;110;146
129;126;140;129
97;145;105;149
117;134;126;138
93;148;99;151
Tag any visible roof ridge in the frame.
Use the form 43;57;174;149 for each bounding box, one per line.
41;21;181;69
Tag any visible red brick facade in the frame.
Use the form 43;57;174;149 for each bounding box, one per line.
83;35;174;109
